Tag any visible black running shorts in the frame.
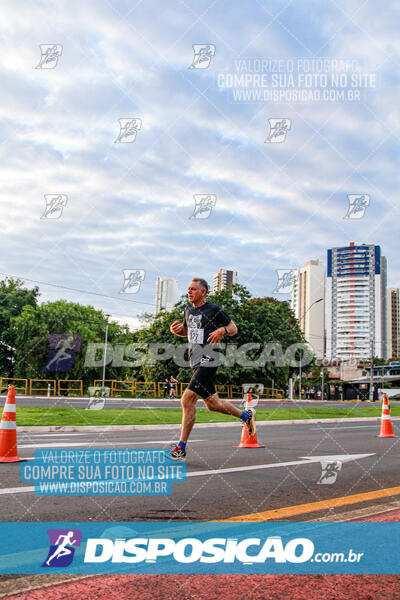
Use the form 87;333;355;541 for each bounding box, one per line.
187;366;218;399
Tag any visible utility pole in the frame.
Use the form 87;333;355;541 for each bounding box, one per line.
299;357;302;400
369;339;374;402
102;314;111;391
321;369;324;402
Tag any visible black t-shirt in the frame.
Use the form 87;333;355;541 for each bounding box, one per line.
183;302;231;367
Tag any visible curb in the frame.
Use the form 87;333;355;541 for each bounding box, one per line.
17;416;400;433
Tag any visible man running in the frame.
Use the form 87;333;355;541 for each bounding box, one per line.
169;277;255;460
169;376;178;398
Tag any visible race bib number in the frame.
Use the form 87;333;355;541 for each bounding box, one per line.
188;328;204;344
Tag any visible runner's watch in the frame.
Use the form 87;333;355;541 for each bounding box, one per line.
223;326;229;335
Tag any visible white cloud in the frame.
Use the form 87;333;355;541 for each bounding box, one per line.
0;0;399;323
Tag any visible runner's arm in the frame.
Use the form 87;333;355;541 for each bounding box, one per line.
207;319;237;344
225;320;237;336
170;320;187;337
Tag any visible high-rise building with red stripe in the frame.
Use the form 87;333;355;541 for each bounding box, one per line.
326;242;387;360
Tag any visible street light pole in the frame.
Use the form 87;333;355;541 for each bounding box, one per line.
102;314;111;391
321;370;324;402
369;339;374;402
299;360;302;400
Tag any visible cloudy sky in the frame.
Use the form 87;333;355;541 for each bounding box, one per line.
1;0;399;329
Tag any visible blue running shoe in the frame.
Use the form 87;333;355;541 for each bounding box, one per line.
170;445;187;461
243;408;256;437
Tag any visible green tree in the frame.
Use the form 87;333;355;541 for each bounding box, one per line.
0;278;39;376
364;357;387;366
12;300;134;391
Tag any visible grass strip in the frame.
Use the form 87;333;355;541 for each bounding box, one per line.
14;405;400;427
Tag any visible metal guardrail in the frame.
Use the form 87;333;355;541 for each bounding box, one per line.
29;379;56;395
111;380;135;397
215;384;229;398
0;378;285;399
0;377;28;395
93;380;114;392
135;382;156;397
57;380;83;396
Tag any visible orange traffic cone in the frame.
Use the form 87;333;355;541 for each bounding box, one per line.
377;392;397;438
233;405;265;448
0;386;24;462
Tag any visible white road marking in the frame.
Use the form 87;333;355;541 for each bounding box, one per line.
20;433;90;437
0;454;375;495
0;486;35;495
18;442;108;448
186;454;375;478
319;425;377;429
18;439;206;449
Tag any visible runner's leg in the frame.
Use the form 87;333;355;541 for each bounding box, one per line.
203;393;242;418
179;388;199;442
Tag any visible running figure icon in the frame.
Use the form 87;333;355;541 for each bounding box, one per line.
45;531;78;566
45;335;75;370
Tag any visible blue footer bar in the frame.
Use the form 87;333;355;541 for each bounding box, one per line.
0;521;399;574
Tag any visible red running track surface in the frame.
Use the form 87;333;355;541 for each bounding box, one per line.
7;573;400;600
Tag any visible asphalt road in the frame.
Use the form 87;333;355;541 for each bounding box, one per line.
1;420;399;522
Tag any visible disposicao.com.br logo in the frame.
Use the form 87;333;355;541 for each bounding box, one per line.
42;529;82;567
82;536;363;565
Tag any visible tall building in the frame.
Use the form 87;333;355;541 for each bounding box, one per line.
291;259;325;358
326;242;387;361
387;288;400;358
213;269;237;292
154;277;178;314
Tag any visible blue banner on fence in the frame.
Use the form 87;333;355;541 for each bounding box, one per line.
0;521;399;574
20;449;185;496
